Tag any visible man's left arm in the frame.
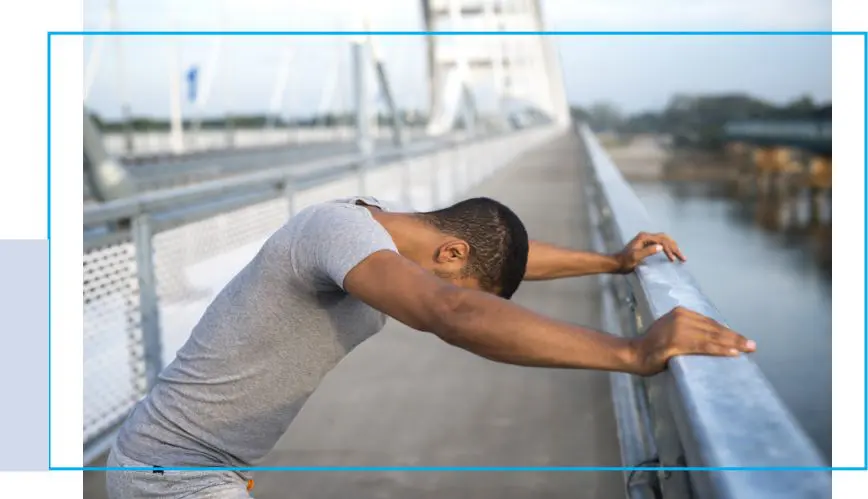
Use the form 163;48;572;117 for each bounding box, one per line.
525;232;687;281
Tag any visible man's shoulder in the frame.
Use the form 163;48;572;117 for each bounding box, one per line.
325;196;405;213
291;197;380;226
279;197;396;245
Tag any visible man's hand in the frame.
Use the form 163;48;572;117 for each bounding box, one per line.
630;306;756;376
615;232;686;274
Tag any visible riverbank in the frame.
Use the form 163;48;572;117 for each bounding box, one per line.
603;136;739;183
603;136;831;270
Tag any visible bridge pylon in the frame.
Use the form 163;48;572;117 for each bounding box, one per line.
421;0;569;133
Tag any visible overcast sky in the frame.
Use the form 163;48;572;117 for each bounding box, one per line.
82;0;832;119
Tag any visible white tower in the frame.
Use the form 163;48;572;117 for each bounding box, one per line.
421;0;570;132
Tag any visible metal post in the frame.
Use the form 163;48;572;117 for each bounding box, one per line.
352;40;372;195
108;0;134;155
266;46;295;130
461;84;477;138
370;54;404;148
167;40;185;155
400;159;413;210
225;114;235;148
367;42;412;207
283;181;297;218
131;214;163;389
222;5;235;150
190;36;223;149
430;151;441;209
450;138;462;197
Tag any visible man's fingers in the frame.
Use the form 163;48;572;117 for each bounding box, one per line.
700;324;755;353
653;233;686;262
635;244;663;261
663;241;685;262
698;343;742;357
670;340;740;358
633;232;685;263
671;307;757;354
705;327;755;352
687;316;755;351
662;245;676;262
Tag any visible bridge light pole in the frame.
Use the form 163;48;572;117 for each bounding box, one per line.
108;0;134;155
352;36;373;196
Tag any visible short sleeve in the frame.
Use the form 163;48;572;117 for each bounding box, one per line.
288;202;398;290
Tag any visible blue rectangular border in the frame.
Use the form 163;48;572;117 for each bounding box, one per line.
49;29;867;472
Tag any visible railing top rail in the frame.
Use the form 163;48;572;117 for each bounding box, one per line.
578;124;830;498
83;130;498;227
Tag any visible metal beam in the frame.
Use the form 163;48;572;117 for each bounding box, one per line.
371;56;405;147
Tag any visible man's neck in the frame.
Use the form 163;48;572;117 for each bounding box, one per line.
370;210;440;265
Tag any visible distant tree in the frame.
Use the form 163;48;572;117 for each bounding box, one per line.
587;102;624;132
569;106;590;123
569;102;624;132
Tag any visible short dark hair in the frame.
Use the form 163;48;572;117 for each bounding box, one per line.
419;197;528;299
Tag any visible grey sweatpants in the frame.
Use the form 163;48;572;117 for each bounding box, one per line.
105;443;252;498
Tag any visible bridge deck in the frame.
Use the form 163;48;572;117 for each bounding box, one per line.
84;132;625;498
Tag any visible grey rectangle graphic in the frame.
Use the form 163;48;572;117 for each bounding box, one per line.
0;240;48;470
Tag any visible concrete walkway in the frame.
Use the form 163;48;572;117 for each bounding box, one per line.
84;131;624;498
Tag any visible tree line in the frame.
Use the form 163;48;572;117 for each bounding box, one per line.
571;93;832;150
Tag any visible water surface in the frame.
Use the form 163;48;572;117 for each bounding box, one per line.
631;181;832;463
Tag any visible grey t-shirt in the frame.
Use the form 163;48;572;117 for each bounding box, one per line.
115;196;400;471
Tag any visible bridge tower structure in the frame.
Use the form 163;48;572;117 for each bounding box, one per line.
421;0;570;134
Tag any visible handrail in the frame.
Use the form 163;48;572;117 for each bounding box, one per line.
578;124;831;499
83;129;500;231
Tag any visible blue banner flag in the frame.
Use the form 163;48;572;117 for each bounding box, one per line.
186;66;199;103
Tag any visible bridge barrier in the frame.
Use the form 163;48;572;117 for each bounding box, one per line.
82;124;563;464
101;126;430;159
578;123;831;499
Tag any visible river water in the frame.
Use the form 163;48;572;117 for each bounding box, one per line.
630;181;833;463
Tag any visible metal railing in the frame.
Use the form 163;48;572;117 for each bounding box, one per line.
82;120;561;464
578;123;831;499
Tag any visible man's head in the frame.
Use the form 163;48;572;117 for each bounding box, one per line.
415;197;528;299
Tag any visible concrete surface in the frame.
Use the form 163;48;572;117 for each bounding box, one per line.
83;131;624;498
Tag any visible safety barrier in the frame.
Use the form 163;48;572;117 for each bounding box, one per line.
579;123;831;499
82;123;563;464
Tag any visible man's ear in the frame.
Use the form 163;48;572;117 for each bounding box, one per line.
435;239;471;264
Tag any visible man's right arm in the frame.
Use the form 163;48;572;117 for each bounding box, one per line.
343;250;756;377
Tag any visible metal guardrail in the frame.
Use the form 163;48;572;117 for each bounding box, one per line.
578;123;831;499
84;131;484;244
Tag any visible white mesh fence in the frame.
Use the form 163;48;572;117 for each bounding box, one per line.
83;241;144;444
